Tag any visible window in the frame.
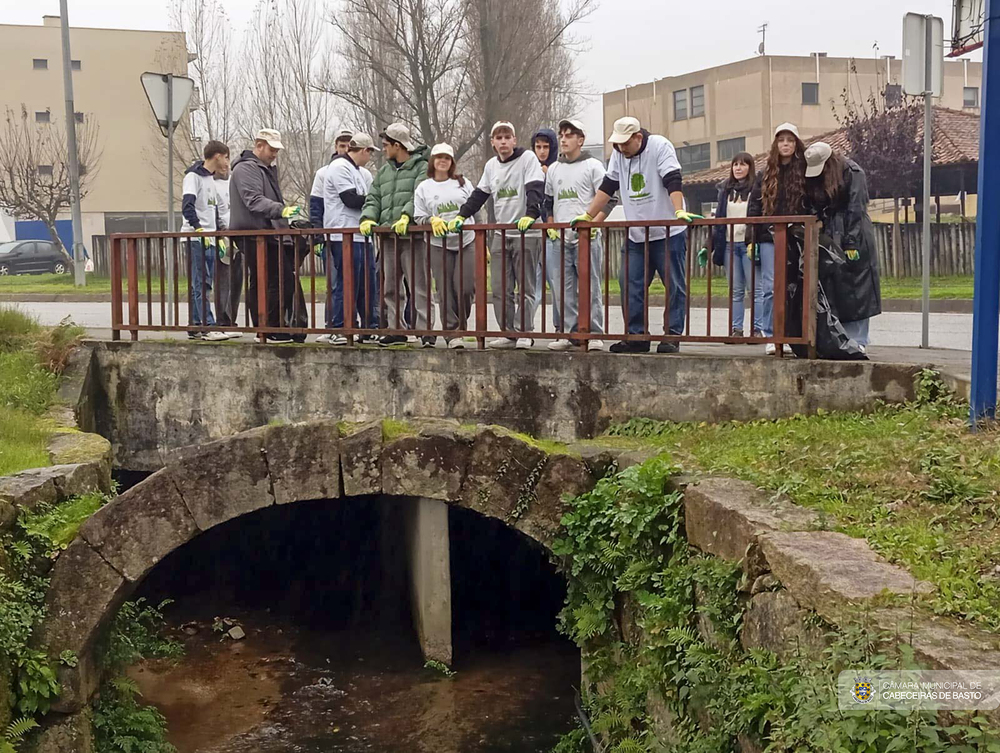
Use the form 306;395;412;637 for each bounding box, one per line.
885;84;902;107
802;82;819;105
717;137;746;162
690;85;705;118
677;143;711;172
75;112;84;124
71;60;81;71
35;111;50;124
964;86;980;108
33;58;48;70
673;89;688;120
37;165;53;177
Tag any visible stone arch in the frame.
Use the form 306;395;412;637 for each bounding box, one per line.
39;419;612;713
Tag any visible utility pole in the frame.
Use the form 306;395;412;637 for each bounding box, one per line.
758;23;768;56
166;73;175;324
59;0;86;287
921;15;933;349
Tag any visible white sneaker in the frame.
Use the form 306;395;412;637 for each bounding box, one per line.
331;335;349;346
858;344;867;355
225;332;243;339
316;333;332;344
203;331;230;342
765;343;777;355
489;337;517;350
782;344;793;355
588;339;605;351
448;338;465;349
515;338;534;350
548;338;573;351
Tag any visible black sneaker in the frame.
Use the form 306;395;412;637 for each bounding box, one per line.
421;336;436;348
378;335;408;347
291;334;306;343
656;341;680;354
609;340;651;354
265;333;292;342
187;332;203;340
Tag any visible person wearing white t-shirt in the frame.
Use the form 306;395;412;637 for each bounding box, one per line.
449;121;545;350
573;117;700;354
322;133;379;343
414;143;475;348
544;119;612;352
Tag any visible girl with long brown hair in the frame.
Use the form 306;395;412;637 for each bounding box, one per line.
748;123;807;354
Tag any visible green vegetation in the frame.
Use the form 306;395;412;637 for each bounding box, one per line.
0;308;84;476
381;418;416;442
551;455;1000;752
423;660;456;678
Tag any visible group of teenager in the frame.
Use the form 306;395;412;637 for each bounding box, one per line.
177;114;878;355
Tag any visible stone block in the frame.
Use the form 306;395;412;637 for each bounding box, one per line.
39;539;131;712
167;432;274;532
47;431;113;492
0;470;60;512
461;427;548;523
50;463;104;500
740;588;826;660
340;422;384;497
263;420;341;504
30;709;93;753
0;499;15;532
79;468;199;583
566;443;621;478
758;531;934;623
382;429;473;502
516;454;594;547
684;478;820;564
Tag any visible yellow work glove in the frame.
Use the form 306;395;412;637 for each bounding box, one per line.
674;210;703;223
392;214;410;236
516;216;536;233
359;219;377;237
448;216;467;233
314;243;324;257
430;216;449;238
217;237;229;259
590;227;600;240
546;228;559;242
570;212;593;229
845;249;860;261
281;205;301;219
747;243;757;262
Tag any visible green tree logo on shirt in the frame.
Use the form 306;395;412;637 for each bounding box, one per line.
629;172;650;200
496;187;518;200
557;188;580;200
437;201;459;214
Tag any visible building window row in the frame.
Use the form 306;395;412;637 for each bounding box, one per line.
964;86;980;108
717;137;746;162
677;142;711;172
32;59;81;70
673;84;705;121
802;82;820;106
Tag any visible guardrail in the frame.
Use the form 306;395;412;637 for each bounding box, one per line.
109;216;819;357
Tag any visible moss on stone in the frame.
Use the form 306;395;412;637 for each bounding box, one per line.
492;426;572;456
381;418;416;442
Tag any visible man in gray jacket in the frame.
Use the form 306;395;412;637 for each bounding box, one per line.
230;129;303;341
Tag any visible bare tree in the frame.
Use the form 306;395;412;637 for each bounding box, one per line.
0;106;102;250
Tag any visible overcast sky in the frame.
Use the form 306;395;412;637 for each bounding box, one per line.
2;0;978;140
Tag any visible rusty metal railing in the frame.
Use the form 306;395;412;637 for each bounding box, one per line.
109;216;819;357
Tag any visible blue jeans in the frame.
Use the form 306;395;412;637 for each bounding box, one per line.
187;239;216;329
727;242;763;334
328;240;379;328
758;242;776;337
620;233;687;335
842;318;871;347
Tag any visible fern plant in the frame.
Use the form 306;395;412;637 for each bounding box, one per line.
0;717;40;753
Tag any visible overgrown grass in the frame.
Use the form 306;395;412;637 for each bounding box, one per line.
605;371;1000;632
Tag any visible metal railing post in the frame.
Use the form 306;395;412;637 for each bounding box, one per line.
110;236;122;341
126;238;139;342
342;231;356;344
578;227;592;351
772;223;788;357
256;237;268;344
474;229;488;349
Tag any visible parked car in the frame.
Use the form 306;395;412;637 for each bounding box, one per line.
0;240;74;275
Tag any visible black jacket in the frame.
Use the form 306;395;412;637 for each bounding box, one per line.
748;165;807;245
712;178;753;264
229;150;289;232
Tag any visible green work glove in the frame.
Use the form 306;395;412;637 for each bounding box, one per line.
697;247;708;268
392;214;410;236
516;216;536;233
747;243;758;262
430;216;448;238
570;212;593;229
674;209;703;223
216;237;229;259
448;216;467;233
591;227;600;240
281;205;301;219
845;248;860;261
546;228;559;242
314;243;324;257
359;219;377;237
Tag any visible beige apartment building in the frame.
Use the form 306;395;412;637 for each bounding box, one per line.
0;16;188;242
603;54;983;173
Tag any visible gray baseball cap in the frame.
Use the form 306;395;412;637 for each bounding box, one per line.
804;141;833;177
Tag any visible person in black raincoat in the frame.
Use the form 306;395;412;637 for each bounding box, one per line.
803;142;881;353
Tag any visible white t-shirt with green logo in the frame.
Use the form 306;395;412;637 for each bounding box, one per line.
545;157;605;245
476;150;545;233
607;134;685;243
414;177;474;248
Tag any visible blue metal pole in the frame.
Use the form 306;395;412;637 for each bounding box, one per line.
971;0;1000;427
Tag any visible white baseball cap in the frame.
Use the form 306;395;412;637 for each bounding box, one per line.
254;128;284;150
335;129;354;141
381;123;416;151
608;116;641;144
430;143;455;159
558;118;587;137
490;121;516;138
804;141;833;177
349;133;379;151
774;122;801;140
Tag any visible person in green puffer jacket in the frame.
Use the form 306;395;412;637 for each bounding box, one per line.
360;123;431;347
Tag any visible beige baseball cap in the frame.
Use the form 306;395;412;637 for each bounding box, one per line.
774;122;801;140
335;129;354;142
608;116;641;144
349;133;379;151
558;118;586;137
254;128;284;150
381;123;416;151
490;121;516;138
430;143;455;159
804;141;833;177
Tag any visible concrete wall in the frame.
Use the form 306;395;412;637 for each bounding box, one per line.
404;498;452;666
79;341;922;472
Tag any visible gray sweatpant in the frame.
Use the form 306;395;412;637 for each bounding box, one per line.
381;235;431;331
490;233;542;333
431;239;475;335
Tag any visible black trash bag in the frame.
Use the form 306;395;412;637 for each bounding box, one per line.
783;229;867;361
